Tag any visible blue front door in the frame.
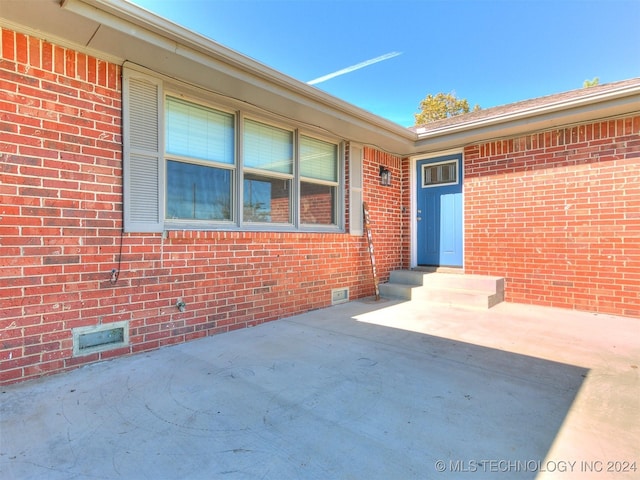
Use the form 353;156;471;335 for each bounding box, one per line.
416;154;463;267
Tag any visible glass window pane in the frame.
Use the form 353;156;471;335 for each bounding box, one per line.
166;97;234;164
244;173;291;223
422;161;458;187
244;119;293;174
167;160;232;220
300;181;336;225
300;136;337;182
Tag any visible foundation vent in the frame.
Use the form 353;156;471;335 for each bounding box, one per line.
73;321;129;357
331;287;349;305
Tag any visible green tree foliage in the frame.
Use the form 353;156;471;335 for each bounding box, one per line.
583;77;600;88
414;92;481;125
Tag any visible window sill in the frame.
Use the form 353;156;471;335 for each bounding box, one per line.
163;221;344;235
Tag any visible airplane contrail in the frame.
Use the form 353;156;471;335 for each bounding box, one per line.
307;51;402;85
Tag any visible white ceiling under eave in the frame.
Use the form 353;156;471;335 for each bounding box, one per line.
1;0;638;160
414;90;640;155
0;0;417;156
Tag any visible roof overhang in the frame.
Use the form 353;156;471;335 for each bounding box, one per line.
414;84;640;154
1;0;639;159
0;0;416;154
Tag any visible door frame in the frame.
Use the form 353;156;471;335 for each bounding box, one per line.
409;149;465;268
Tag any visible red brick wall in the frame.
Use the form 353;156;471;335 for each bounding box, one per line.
464;116;640;317
363;147;405;277
0;28;404;384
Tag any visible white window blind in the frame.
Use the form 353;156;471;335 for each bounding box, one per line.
243;119;293;174
166;97;234;164
300;136;337;182
123;67;344;233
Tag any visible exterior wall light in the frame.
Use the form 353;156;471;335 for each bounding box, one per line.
379;165;391;186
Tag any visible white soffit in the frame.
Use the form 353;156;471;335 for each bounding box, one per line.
60;0;416;154
414;85;640;153
1;0;638;157
0;0;415;155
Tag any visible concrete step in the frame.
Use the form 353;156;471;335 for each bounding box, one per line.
389;270;504;291
380;270;505;309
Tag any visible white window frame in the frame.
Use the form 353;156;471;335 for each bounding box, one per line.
240;114;296;227
420;159;459;188
164;94;237;225
123;65;345;233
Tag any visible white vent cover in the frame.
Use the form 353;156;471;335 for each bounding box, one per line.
72;321;129;357
331;287;349;305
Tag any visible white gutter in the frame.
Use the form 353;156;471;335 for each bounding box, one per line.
61;0;416;143
11;0;636;156
416;83;640;140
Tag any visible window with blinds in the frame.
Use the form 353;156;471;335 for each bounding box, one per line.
166;97;234;164
165;96;235;221
122;67;344;232
300;136;338;225
243;119;293;174
300;135;337;182
242;119;293;224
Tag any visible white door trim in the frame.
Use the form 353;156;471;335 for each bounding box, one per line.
409;148;464;268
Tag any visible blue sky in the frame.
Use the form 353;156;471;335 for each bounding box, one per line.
130;0;640;127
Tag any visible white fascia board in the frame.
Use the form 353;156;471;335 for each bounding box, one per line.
413;97;640;155
0;0;123;65
61;0;416;151
415;86;640;148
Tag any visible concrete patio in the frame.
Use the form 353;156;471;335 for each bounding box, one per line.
1;299;638;479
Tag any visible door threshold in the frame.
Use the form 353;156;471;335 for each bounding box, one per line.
413;266;465;274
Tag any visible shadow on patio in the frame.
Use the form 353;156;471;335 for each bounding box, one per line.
2;298;636;479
